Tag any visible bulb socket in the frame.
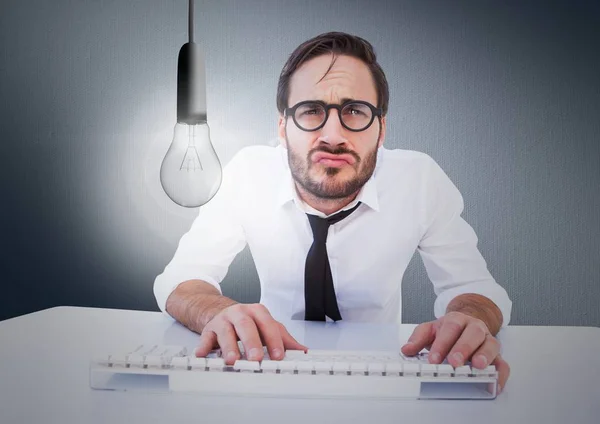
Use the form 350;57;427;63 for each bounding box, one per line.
177;42;207;125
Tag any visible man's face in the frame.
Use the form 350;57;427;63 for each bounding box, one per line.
278;54;386;200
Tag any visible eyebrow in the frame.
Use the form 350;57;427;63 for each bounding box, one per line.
306;97;357;104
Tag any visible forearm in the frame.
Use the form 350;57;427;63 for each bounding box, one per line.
446;293;503;336
165;280;238;334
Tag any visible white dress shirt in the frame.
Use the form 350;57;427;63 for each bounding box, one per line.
154;145;512;326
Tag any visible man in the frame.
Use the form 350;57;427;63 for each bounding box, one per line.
154;32;512;392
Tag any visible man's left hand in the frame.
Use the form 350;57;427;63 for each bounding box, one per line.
400;311;510;393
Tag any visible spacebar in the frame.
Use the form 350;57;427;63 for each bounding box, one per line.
169;372;422;399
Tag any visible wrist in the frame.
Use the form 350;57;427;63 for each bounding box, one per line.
194;295;238;332
165;280;238;334
446;293;503;336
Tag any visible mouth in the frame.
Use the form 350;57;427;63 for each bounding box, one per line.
312;151;356;168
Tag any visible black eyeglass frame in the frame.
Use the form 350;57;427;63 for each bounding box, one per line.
284;100;383;132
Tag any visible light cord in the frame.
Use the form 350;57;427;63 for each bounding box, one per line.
188;0;194;43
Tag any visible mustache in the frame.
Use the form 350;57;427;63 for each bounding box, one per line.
308;146;361;163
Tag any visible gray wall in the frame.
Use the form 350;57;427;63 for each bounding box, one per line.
1;0;598;326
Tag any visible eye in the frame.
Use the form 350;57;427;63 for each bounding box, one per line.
343;103;370;116
303;108;320;116
296;103;325;117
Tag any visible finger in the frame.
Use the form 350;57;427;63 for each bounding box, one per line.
469;333;500;369
420;321;442;352
278;322;308;352
194;330;217;357
248;306;286;360
401;322;435;356
492;353;510;394
214;321;243;365
428;317;467;364
230;313;264;363
445;321;490;367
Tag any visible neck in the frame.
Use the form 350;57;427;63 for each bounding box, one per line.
295;183;359;216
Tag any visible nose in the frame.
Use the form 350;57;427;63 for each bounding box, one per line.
317;109;347;146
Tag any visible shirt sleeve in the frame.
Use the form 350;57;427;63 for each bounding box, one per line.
153;150;248;317
417;156;512;327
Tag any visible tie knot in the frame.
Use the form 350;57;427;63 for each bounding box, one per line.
306;202;361;240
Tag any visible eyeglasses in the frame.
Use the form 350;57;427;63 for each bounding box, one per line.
284;100;383;132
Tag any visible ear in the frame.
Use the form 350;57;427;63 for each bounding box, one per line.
278;114;288;148
377;116;387;148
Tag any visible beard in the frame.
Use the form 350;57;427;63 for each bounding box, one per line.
286;137;379;200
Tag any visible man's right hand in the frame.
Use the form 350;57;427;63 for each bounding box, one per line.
193;303;308;365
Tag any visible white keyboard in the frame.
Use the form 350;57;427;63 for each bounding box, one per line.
89;344;498;400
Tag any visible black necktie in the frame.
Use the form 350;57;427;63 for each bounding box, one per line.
304;202;362;321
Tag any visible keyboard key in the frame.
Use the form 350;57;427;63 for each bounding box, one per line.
188;357;206;370
145;355;164;368
109;354;127;368
437;364;454;377
313;361;333;375
367;362;385;376
296;361;314;374
233;360;260;372
260;360;279;373
350;362;368;375
170;356;189;369
332;362;350;375
402;363;420;376
278;361;297;374
454;365;471;377
206;358;225;371
205;349;222;358
127;354;145;368
385;362;403;376
420;364;437;376
156;346;188;358
472;365;497;377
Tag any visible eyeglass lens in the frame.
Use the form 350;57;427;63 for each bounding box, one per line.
294;102;373;131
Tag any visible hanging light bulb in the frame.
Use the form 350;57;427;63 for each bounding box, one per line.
160;0;222;208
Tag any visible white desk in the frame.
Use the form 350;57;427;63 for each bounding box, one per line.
0;306;598;424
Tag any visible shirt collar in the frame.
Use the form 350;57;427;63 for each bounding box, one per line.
275;145;381;215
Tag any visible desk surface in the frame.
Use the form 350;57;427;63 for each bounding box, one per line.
1;306;599;424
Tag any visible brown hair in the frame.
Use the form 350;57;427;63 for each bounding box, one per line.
276;32;389;116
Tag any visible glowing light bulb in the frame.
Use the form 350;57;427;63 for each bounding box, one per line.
160;122;222;208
